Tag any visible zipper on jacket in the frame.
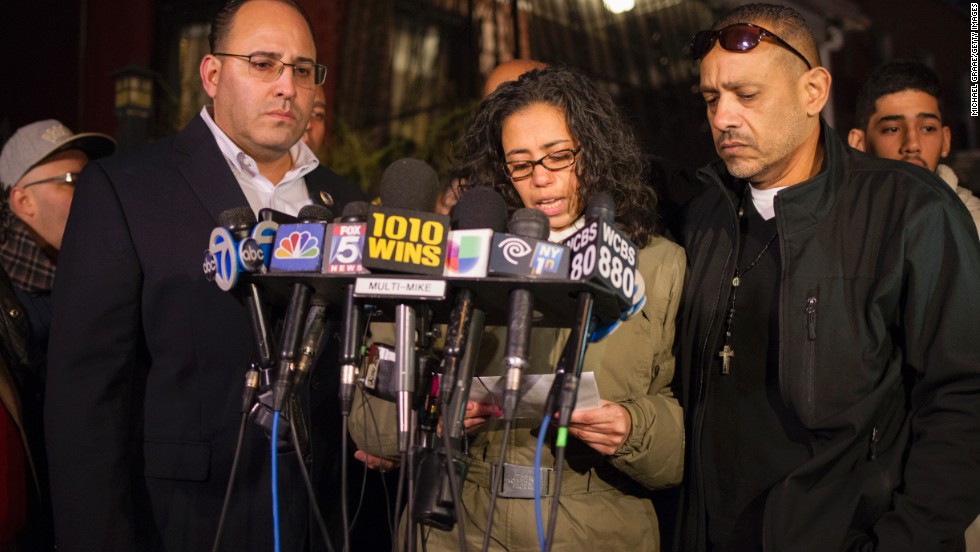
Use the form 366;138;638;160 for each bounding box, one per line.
803;294;818;416
868;425;879;461
805;296;817;340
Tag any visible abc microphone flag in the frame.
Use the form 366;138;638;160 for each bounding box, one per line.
206;207;266;291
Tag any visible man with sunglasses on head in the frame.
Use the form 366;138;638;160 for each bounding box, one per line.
43;1;363;551
675;3;980;551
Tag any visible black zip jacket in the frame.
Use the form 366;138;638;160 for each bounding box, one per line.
677;123;980;551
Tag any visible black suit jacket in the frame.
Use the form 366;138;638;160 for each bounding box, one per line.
44;115;364;551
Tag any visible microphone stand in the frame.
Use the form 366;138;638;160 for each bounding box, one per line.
544;292;594;552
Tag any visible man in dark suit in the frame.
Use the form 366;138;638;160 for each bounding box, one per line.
43;0;364;550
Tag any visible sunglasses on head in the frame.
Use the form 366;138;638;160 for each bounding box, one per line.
690;23;812;70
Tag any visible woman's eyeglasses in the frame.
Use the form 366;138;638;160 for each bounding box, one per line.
503;148;580;180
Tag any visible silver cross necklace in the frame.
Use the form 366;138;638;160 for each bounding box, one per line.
718;188;778;375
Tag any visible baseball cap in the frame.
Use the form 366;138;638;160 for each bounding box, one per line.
0;119;116;190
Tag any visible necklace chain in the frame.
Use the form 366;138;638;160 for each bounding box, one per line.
719;187;778;375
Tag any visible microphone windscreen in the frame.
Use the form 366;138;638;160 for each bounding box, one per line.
508;208;550;240
450;187;508;232
341;201;370;222
379;158;440;212
218;206;257;229
586;191;616;223
258;208;296;224
298;204;334;222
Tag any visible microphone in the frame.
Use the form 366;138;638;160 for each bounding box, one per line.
271;205;334;412
324;201;370;275
253;208;294;270
488;212;571;279
269;205;334;273
206;206;268;291
292;303;328;396
563;192;638;308
441;187;508;436
258;207;297;224
207;208;276;369
500;208;551;421
361;159;447;452
316;198;372;428
337;202;371;415
443;187;508;278
380;158;441;212
363;159;450;275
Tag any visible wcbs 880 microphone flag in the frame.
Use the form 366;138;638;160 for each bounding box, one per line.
563;192;637;308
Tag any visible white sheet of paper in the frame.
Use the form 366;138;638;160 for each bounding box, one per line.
467;372;601;419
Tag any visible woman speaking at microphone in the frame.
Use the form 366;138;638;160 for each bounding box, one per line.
351;66;685;551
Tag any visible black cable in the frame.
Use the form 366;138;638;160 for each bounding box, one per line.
393;452;408;552
288;400;335;552
480;421;513;552
341;416;351;552
544;443;567;552
407;447;417;552
212;367;259;552
439;397;468;552
211;411;250;552
544;293;593;552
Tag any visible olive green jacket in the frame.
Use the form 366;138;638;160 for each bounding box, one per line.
350;236;685;551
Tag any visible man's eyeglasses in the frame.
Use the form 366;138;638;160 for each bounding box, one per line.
503;148;581;180
690;23;812;70
213;53;327;88
19;172;80;189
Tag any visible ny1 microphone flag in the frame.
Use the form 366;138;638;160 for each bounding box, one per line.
488;233;570;279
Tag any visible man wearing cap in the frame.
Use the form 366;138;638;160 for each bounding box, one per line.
675;3;980;551
0;120;113;551
43;1;363;551
0;120;114;345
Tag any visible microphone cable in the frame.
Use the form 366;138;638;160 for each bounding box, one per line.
211;365;260;552
438;410;467;552
544;293;595;552
287;399;335;552
272;412;282;552
393;451;408;552
341;415;351;552
481;419;514;552
533;413;551;552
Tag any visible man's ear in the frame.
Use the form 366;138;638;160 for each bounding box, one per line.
200;55;221;100
941;126;951;159
803;66;832;117
847;128;866;152
7;187;35;220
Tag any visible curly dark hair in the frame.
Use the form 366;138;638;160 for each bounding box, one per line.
449;66;659;247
